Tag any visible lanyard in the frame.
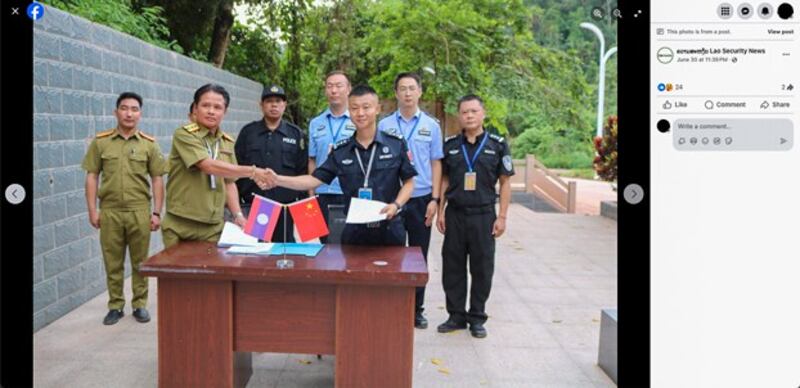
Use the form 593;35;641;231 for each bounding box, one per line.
395;111;421;141
204;138;221;189
354;144;377;188
327;114;348;142
460;132;489;172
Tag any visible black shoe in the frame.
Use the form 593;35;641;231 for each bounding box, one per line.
103;309;124;325
469;322;487;338
133;308;151;323
414;312;428;329
437;318;467;333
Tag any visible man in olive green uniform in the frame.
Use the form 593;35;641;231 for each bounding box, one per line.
82;92;166;325
162;83;272;248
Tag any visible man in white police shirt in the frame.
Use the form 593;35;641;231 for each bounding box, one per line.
436;94;514;339
307;71;356;242
378;72;444;329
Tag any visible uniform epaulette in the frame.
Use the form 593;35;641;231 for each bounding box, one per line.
222;131;235;142
333;137;350;149
182;123;199;132
95;129;114;138
489;133;505;143
139;131;155;142
444;134;459;142
420;110;440;124
384;131;404;141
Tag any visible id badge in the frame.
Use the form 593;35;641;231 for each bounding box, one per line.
358;187;373;200
464;172;477;191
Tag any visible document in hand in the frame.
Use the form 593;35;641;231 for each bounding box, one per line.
345;197;399;224
217;222;259;247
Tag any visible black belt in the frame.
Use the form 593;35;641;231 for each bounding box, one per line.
448;203;494;215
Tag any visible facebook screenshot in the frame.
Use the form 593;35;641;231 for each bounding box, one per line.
0;0;795;387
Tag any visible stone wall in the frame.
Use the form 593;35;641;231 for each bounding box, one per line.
33;6;264;331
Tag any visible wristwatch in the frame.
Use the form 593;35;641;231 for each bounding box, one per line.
152;212;161;218
392;201;402;210
430;197;440;204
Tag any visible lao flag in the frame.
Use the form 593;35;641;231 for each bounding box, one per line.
287;196;329;242
244;195;282;241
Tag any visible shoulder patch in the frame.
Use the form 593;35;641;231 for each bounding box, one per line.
182;123;199;132
333;138;350;150
444;134;459;143
489;133;505;143
139;131;155;142
222;132;235;142
95;129;114;138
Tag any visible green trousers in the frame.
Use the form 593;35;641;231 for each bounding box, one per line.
99;208;151;310
161;213;224;249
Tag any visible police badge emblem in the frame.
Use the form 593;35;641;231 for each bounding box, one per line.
502;155;513;172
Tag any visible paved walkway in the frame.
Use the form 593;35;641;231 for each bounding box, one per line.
34;204;617;387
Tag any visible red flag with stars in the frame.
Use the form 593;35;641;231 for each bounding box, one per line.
287;196;329;242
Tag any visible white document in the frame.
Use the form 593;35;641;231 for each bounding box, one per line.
217;222;259;247
345;197;399;224
226;243;274;255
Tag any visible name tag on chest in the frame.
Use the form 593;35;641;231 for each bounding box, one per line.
282;137;297;145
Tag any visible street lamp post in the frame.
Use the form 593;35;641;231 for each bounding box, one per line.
580;22;617;138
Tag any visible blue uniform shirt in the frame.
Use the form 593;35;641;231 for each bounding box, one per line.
312;129;418;214
307;108;355;195
378;109;444;198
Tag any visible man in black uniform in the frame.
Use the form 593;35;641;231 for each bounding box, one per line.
235;85;308;242
436;94;514;338
269;85;417;246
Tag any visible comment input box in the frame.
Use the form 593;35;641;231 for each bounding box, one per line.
672;118;793;151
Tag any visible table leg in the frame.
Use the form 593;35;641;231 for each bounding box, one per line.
156;278;252;388
334;285;415;388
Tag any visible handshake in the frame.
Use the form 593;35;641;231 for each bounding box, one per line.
251;167;278;190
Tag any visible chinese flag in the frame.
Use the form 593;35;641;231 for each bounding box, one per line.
288;196;329;242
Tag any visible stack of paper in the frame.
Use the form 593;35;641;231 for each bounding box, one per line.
345;198;402;224
218;222;259;247
227;243;274;255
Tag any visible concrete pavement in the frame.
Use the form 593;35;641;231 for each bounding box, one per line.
34;203;617;387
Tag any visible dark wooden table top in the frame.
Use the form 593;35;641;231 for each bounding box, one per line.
140;241;428;287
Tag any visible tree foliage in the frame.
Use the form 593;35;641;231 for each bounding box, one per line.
45;0;182;52
46;0;619;169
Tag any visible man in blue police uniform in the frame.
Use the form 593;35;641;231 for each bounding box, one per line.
270;85;417;246
378;72;443;329
436;94;514;338
307;71;356;242
235;85;308;242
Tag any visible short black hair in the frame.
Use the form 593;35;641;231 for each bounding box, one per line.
457;94;484;110
116;92;143;108
325;70;350;84
393;72;421;91
193;83;230;108
349;84;378;98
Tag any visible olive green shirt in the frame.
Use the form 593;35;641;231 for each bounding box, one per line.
81;128;166;210
165;122;237;224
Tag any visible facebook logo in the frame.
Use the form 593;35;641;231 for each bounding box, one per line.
27;2;44;21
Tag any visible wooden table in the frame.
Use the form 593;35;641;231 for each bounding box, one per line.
140;241;428;388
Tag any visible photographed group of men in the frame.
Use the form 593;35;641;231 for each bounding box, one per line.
82;71;513;338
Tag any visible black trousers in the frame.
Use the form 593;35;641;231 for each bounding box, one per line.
242;203;295;243
341;217;406;246
404;194;433;313
318;194;346;243
441;204;496;325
